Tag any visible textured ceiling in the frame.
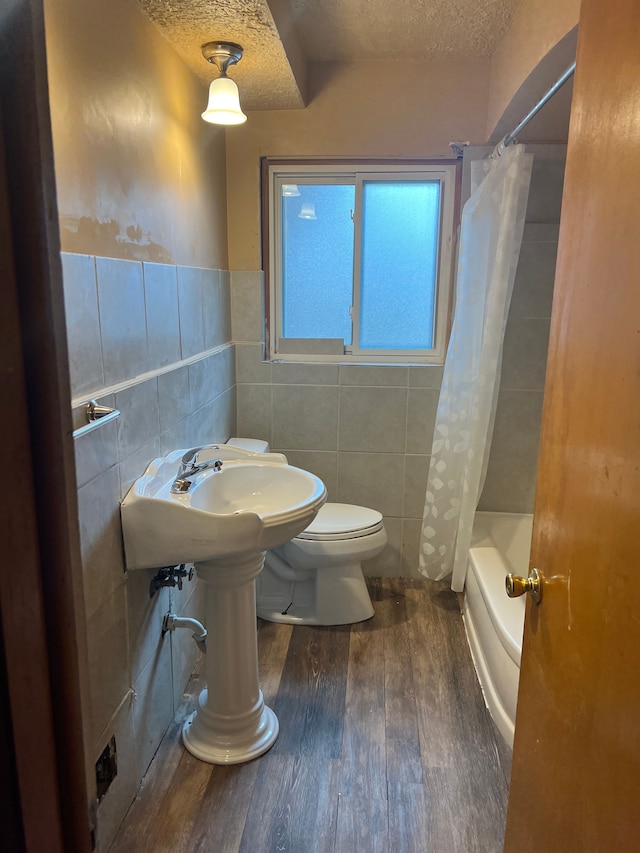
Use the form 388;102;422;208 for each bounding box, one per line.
289;0;520;61
140;0;306;109
140;0;524;110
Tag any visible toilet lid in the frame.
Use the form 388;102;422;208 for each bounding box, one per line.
296;503;384;541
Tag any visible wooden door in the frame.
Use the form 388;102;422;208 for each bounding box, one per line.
505;0;640;849
0;1;92;849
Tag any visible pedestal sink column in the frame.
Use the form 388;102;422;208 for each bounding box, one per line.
182;551;278;764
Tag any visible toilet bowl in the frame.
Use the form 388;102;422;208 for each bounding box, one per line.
225;438;387;626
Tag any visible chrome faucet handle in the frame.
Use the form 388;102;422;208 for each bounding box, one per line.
187;449;201;470
180;446;202;471
172;449;224;493
180;444;221;472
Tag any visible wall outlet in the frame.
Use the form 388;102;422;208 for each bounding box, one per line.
95;735;117;802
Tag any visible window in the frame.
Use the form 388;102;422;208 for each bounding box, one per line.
264;161;458;364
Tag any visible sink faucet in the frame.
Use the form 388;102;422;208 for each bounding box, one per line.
171;446;223;493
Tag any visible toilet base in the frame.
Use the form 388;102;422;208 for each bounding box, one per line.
257;563;374;626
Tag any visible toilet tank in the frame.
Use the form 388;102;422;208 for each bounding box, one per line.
226;437;270;454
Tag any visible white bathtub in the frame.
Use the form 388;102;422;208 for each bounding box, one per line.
462;511;533;747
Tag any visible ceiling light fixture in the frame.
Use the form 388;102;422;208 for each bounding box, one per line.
201;41;247;126
298;202;317;220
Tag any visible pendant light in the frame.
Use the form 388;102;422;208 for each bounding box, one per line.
298;202;317;220
201;42;247;126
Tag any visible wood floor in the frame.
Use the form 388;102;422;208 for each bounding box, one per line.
111;579;510;852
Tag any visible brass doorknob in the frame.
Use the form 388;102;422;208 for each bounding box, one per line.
505;567;542;604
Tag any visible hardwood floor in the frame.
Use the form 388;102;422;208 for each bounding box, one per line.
111;579;509;852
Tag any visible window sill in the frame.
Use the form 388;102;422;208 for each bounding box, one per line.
268;354;445;367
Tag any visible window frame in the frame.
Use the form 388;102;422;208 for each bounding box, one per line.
263;159;460;365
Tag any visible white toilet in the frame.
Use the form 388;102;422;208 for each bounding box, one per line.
226;438;387;626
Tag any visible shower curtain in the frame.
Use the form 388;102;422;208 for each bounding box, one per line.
419;144;533;592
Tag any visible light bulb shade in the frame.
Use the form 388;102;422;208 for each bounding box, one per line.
298;202;317;220
201;77;247;125
282;184;301;197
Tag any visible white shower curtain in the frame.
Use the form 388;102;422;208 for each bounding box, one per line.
419;144;533;591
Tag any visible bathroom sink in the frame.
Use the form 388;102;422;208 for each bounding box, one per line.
121;449;327;570
121;445;327;764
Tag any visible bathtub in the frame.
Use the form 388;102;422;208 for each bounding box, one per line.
462;511;533;747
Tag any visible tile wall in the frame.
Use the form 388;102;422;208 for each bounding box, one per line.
478;222;559;512
478;144;566;513
63;253;235;852
234;268;444;578
234;144;566;573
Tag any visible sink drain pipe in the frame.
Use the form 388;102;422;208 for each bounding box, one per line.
162;614;207;654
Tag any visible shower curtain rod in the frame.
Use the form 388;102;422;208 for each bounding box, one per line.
493;61;576;157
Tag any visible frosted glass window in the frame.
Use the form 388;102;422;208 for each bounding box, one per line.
268;163;455;363
360;181;440;350
281;184;355;343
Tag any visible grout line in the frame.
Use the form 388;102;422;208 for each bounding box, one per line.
92;255;107;392
140;258;152;374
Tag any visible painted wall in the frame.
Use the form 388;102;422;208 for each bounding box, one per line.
486;0;580;139
44;0;227;268
226;58;491;270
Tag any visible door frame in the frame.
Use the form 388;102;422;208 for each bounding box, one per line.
0;1;92;850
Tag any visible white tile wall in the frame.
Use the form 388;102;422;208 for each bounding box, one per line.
64;252;235;853
77;465;125;621
233;274;443;578
143;262;181;369
336;451;405;516
86;583;131;743
96;257;149;386
203;269;232;350
132;643;174;780
230;270;264;342
91;700;138;853
272;384;340;451
479;197;563;513
338;385;408;453
176;266;206;358
61;253;104;397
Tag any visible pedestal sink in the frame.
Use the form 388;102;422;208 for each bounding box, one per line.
121;446;327;764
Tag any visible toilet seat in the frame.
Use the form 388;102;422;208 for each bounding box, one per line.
296;503;383;541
